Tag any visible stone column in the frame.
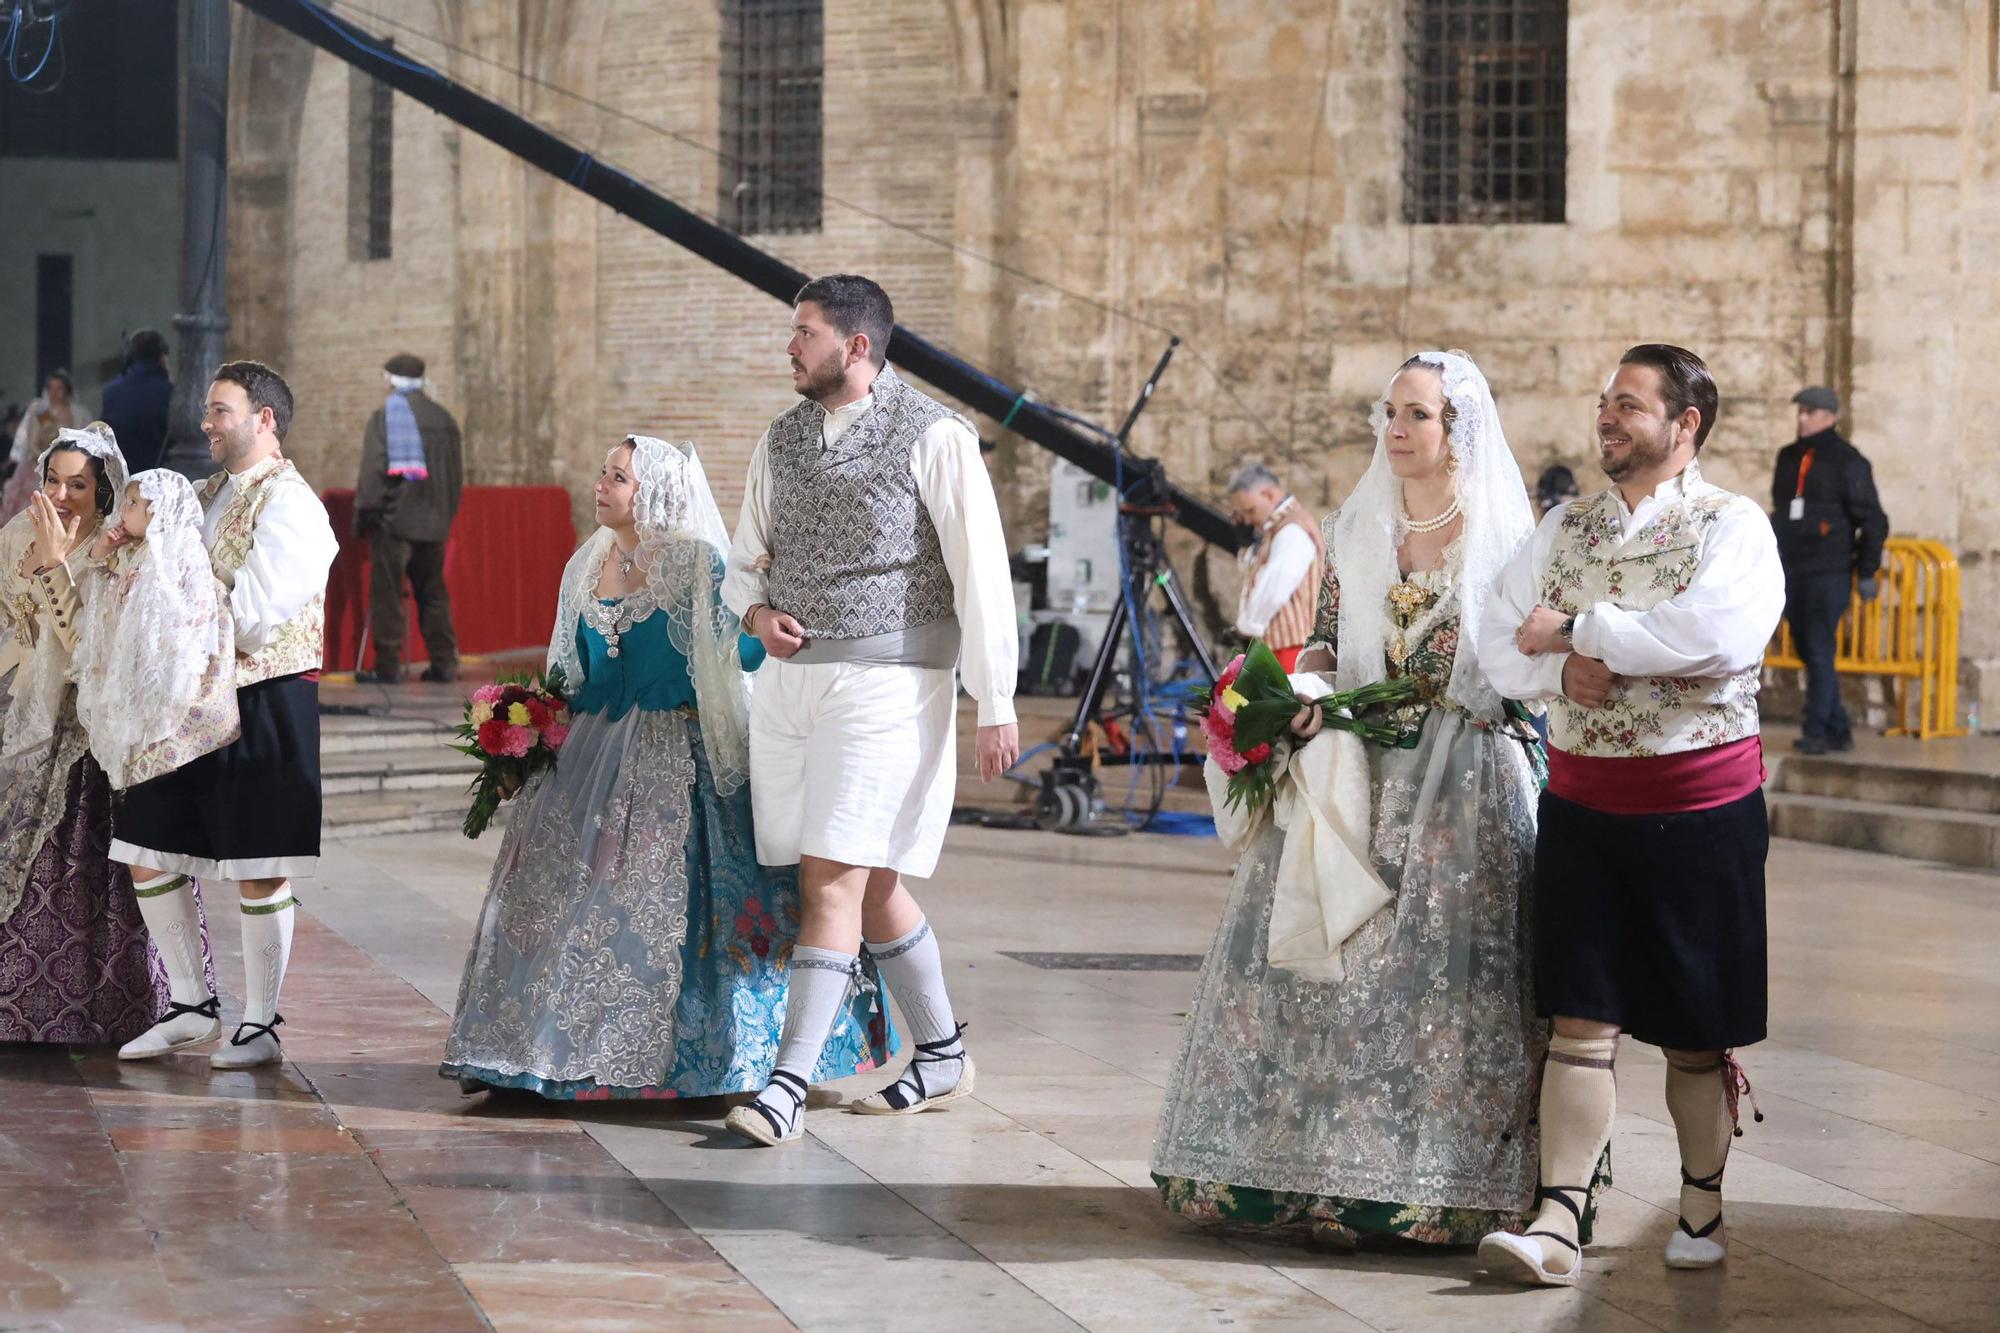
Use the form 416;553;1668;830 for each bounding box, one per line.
166;0;232;479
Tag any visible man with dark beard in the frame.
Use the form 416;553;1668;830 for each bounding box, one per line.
1472;345;1785;1285
720;275;1019;1146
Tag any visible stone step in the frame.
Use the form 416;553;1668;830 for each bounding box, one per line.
320;715;454;756
1767;790;2000;871
322;744;479;796
321;788;485;841
1774;754;2000;816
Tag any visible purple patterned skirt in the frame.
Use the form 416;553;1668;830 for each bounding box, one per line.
0;751;213;1044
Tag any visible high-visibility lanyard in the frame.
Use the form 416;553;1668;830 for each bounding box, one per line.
1795;448;1816;498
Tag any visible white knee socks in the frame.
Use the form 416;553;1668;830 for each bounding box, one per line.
1663;1049;1738;1265
745;945;859;1136
132;874;210;1007
238;882;297;1028
1522;1034;1620;1274
864;918;967;1104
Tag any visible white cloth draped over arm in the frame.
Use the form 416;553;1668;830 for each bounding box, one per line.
223;481;338;654
1204;671;1389;984
1476;508;1571;701
720;428;774;620
914;416;1017;728
1236;525;1317;637
1568;498;1786;677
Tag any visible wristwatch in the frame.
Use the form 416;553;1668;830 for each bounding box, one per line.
1559;614;1576;646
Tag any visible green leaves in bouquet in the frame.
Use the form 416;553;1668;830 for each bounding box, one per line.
1225;639;1308;752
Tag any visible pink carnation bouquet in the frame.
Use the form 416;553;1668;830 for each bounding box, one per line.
452;666;571;838
1198;640;1421;813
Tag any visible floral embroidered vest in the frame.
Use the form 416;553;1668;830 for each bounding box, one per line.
200;456;326;687
1539;465;1761;757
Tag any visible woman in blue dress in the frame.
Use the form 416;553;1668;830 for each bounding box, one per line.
441;436;893;1099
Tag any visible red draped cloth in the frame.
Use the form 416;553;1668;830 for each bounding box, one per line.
320;486;577;673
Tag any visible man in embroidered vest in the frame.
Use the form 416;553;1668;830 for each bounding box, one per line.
1474;344;1785;1285
112;361;339;1069
720;274;1019;1146
1227;463;1324;671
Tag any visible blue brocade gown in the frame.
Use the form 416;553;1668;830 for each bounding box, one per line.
440;606;895;1098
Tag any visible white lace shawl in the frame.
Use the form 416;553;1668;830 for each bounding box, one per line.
0;423;130;761
1332;351;1537;722
547;436;751;794
71;469;235;790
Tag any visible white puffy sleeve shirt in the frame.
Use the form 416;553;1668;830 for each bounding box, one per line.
1479;483;1786;701
203;471;340;655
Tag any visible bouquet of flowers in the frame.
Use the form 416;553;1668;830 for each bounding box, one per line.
452;667;571;838
1198;639;1421;813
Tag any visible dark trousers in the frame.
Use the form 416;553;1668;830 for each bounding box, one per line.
1786;570;1852;744
369;531;457;674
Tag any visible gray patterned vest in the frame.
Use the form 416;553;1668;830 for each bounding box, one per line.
765;366;960;640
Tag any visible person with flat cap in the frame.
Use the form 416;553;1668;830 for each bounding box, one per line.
355;354;464;684
1769;386;1888;754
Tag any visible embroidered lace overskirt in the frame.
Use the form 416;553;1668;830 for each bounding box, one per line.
1150;706;1541;1211
442;706;893;1095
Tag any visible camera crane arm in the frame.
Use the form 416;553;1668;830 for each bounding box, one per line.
235;0;1245;553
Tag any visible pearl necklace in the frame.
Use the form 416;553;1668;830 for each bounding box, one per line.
1401;496;1461;534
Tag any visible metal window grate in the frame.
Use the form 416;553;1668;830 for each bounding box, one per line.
719;0;824;236
348;47;394;261
1403;0;1567;225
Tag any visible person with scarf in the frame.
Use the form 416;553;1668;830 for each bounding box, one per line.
355;353;464;684
1151;351;1555;1249
0;426;217;1043
441;436;894;1099
1476;344;1785;1284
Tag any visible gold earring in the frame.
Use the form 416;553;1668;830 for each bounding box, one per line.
1446;450;1459;474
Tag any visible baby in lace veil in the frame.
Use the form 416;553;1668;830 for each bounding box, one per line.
71;469;240;791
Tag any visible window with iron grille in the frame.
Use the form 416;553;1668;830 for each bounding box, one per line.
1403;0;1567;225
720;1;823;235
347;52;394;261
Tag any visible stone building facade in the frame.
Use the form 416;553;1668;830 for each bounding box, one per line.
225;1;2000;706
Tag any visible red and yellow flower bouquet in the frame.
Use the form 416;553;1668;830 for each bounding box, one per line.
1198;639;1420;813
452;667;571;838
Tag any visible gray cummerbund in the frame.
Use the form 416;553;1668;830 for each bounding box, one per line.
789;616;961;669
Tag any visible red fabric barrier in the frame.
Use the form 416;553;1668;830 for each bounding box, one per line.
321;486;577;673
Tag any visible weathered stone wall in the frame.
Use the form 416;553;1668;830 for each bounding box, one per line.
229;0;2000;715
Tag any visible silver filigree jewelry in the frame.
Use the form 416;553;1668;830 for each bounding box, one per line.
615;542;640;578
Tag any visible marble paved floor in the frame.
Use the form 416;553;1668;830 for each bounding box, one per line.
4;823;1997;1331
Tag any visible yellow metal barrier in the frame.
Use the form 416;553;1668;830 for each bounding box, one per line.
1766;537;1964;739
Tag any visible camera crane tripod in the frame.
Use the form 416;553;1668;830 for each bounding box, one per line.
1034;339;1220;834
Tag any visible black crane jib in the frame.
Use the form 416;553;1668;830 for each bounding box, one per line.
235;0;1244;552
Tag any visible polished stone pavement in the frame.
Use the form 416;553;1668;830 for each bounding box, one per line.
3;818;1997;1331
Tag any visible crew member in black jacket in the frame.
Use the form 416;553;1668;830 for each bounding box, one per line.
1770;385;1889;754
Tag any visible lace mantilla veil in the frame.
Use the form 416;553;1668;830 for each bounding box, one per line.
547;436;751;794
0;423;131;761
72;469;232;790
1330;350;1536;721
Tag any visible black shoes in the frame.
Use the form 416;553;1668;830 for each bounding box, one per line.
421;665;461;683
1793;734;1854;756
356;668;403;686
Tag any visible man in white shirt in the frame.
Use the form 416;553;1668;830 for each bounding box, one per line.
722;275;1019;1146
1227;463;1323;669
1474;345;1784;1285
113;361;340;1070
